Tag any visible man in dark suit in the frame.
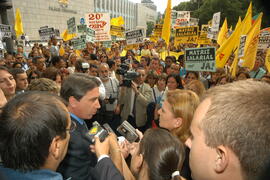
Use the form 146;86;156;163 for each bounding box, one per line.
58;73;123;180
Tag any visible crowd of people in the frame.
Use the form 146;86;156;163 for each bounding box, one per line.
0;35;269;180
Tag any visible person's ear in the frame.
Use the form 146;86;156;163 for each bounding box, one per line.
69;96;78;108
214;146;229;173
49;136;61;160
174;117;183;129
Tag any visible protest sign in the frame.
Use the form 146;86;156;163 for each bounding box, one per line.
153;24;163;37
258;28;270;50
103;41;112;48
77;24;87;33
189;18;199;26
85;13;111;41
238;35;247;58
85;28;95;42
211;12;221;32
110;25;125;37
38;27;55;40
126;29;144;45
185;47;216;72
198;25;211;44
207;27;218;40
0;24;12;38
71;38;86;49
174;26;199;45
173;11;190;27
67;17;76;34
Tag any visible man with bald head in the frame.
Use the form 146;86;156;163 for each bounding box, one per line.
98;63;120;126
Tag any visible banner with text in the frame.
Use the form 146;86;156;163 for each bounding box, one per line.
0;24;12;39
126;29;144;45
110;25;125;37
258;27;270;50
71;38;86;49
38;27;55;40
197;25;211;44
85;13;111;41
175;26;199;45
185;47;216;72
67;17;76;34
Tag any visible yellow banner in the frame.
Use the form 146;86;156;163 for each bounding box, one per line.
198;25;211;44
153;24;163;37
174;26;199;45
110;25;125;37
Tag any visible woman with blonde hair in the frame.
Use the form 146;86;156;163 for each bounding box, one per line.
158;89;200;180
185;80;206;99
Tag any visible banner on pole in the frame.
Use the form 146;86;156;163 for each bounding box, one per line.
85;13;111;41
174;26;199;45
185;47;216;72
126;29;144;45
67;17;76;34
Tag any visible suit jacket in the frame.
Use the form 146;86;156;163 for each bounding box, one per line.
95;158;124;180
120;83;152;127
57;116;98;180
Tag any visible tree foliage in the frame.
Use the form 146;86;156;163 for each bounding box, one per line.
146;21;155;37
173;0;269;28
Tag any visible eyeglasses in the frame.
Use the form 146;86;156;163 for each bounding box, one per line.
66;120;77;133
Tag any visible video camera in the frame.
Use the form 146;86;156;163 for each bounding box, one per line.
115;63;140;87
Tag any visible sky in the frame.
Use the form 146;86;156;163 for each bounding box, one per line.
129;0;189;13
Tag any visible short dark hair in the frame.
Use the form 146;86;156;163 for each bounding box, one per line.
10;68;25;79
51;56;63;66
60;73;100;102
0;92;68;172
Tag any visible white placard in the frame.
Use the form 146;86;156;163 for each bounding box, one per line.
85;13;111;41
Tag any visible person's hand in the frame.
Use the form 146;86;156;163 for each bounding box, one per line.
129;142;139;156
135;129;143;140
94;136;110;158
114;104;121;115
131;81;139;95
119;140;131;159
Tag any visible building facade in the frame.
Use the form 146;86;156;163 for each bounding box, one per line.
7;0;94;40
1;0;157;40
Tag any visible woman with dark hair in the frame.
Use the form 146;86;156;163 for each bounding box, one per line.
166;74;184;90
107;128;186;180
184;71;199;85
130;128;186;180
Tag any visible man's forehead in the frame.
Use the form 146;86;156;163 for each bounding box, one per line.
192;98;211;129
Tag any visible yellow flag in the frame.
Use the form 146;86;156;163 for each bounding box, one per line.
61;29;76;41
161;0;171;46
75;49;82;58
216;17;242;68
242;13;263;70
14;8;24;38
241;2;252;35
111;16;124;26
120;49;127;56
265;48;270;72
217;18;228;45
230;54;239;78
59;46;65;56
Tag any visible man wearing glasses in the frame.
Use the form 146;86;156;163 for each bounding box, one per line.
0;92;73;179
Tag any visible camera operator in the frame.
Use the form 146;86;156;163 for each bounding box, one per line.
119;67;152;133
98;63;120;127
